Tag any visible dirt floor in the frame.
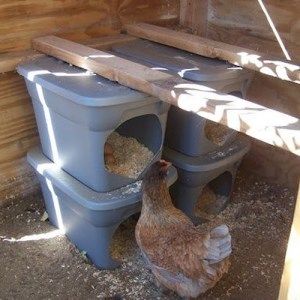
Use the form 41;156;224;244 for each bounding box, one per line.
0;170;295;300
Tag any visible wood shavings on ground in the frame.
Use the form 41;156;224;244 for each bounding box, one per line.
105;132;154;179
0;170;296;299
204;120;235;146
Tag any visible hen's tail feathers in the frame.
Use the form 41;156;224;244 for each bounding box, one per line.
205;225;232;264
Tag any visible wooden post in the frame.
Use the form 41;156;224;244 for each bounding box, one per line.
279;183;300;300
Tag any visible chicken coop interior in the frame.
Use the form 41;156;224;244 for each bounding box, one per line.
0;1;299;299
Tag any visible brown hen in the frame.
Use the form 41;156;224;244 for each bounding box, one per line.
136;160;232;298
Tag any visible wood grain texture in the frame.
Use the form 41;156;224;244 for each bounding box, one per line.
242;139;300;191
207;0;300;60
0;0;179;54
0;34;137;73
0;72;39;201
126;23;300;83
33;35;300;155
247;73;300;118
180;0;208;36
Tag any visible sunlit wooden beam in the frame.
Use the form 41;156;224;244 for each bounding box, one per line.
0;34;136;73
32;35;300;155
125;23;300;84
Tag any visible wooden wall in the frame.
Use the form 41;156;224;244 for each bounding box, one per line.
206;0;300;59
180;0;300;190
0;0;179;54
0;0;179;204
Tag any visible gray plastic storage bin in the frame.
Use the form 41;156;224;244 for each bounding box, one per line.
163;137;250;223
28;146;177;269
18;56;169;192
112;39;253;156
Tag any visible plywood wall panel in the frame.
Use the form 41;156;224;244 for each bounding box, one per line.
242;140;300;192
118;0;179;25
207;0;300;59
180;0;208;36
0;72;39;201
0;0;179;53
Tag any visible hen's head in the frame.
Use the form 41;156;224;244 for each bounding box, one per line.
143;160;172;184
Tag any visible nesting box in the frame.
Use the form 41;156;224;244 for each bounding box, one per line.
112;39;253;156
18;56;170;192
28;147;177;269
163;137;250;222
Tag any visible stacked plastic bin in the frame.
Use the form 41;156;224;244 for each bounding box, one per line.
112;40;252;222
17;56;177;269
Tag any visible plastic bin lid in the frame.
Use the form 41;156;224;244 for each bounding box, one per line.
163;136;250;172
27;146;178;211
112;39;249;82
17;56;148;107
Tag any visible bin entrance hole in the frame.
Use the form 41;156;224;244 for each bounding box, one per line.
196;171;233;217
110;214;140;260
104;114;162;179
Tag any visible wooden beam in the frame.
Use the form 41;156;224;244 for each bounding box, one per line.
125;23;300;84
279;182;300;299
32;35;300;156
0;34;137;74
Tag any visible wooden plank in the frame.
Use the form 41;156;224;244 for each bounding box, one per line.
33;35;300;156
125;23;300;84
278;182;300;299
180;0;208;36
0;34;137;73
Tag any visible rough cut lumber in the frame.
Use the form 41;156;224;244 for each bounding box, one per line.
125;23;300;84
279;183;300;300
33;35;300;156
0;35;137;74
